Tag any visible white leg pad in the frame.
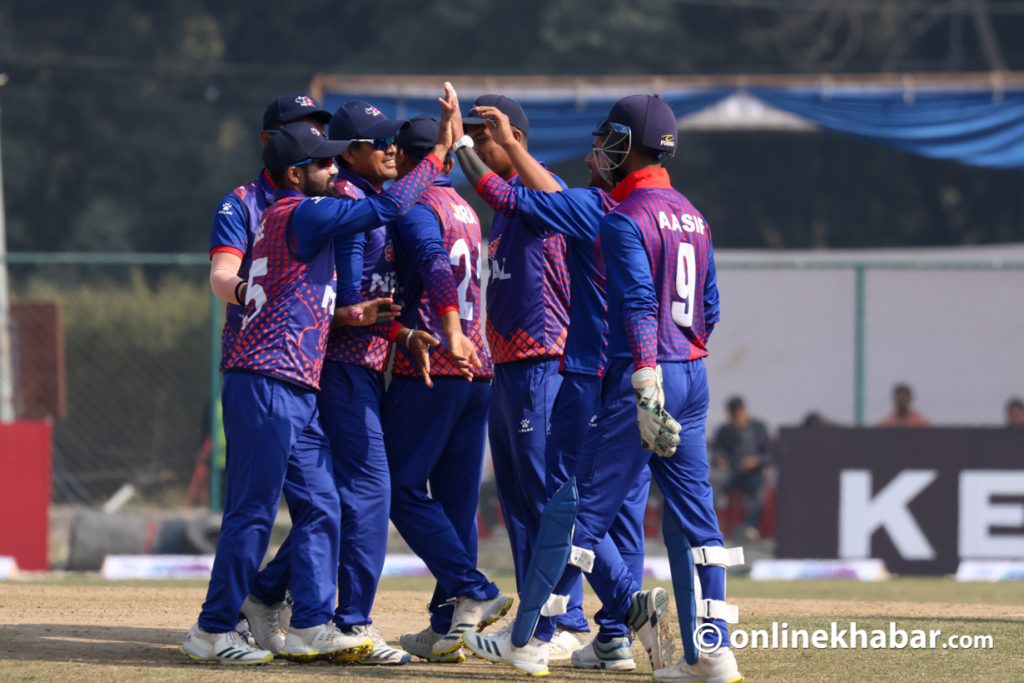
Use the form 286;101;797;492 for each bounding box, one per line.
692;546;744;567
540;594;570;617
696;599;740;624
568;546;595;573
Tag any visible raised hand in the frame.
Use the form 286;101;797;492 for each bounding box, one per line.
471;105;516;148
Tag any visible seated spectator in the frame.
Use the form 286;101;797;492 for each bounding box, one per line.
713;396;771;541
878;383;930;427
1007;397;1024;428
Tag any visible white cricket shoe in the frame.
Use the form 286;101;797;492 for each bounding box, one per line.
546;627;585;661
571;636;637;671
464;628;550;677
654;647;744;683
400;625;466;663
180;623;273;665
239;595;284;654
625;588;674;670
433;593;514;656
348;625;412;665
281;622;373;662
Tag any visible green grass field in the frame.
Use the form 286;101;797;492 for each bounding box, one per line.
1;575;1021;682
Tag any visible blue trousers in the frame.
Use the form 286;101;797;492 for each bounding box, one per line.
491;359;583;632
546;372;650;639
534;360;728;646
200;371;339;633
252;361;390;630
384;376;499;634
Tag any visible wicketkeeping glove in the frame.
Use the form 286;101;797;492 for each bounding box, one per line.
631;365;682;457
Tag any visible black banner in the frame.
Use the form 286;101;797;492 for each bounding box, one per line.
776;428;1024;575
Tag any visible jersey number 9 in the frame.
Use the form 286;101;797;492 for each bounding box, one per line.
671;243;696;329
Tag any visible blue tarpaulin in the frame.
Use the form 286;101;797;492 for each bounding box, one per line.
319;85;1024;172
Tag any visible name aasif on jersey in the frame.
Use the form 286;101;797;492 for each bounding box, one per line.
659;210;706;234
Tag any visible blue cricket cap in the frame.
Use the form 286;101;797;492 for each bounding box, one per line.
329;100;402;141
464;94;530;134
262;92;332;130
396;114;439;153
598;95;677;154
262;121;350;172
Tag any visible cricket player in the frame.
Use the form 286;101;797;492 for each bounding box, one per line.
457;92;588;658
451;97;652;671
380;115;513;663
464;95;745;683
183;109;452;664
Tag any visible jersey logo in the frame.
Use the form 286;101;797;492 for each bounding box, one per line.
218;202;234;215
519;418;534;434
370;271;397;296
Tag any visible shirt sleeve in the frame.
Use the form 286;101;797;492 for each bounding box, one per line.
702;241;720;342
515;187;605;243
600;211;658;371
334;232;366;307
289;154;441;261
209;192;248;258
393;204;459;317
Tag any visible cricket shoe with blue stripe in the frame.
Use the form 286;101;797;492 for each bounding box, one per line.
626;587;674;670
281;622;373;662
400;625;466;663
180;623;273;665
464;629;550;676
433;593;514;656
348;625;412;665
571;636;637;671
654;647;744;683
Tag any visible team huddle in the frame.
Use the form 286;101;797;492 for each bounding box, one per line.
181;82;745;683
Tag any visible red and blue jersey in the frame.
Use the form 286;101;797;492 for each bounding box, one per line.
478;171;571;364
209;170;277;371
477;174;614;377
599;167;720;371
391;176;493;379
326;169;399;372
223;192;337;390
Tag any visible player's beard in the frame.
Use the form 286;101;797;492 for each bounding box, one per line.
300;170;333;198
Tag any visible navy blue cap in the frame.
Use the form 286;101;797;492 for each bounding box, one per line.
329;100;401;141
396;114;439;152
262;121;349;172
464;94;530;134
599;95;677;155
262;92;332;130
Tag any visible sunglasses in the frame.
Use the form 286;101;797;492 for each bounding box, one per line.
293;157;336;169
351;136;396;151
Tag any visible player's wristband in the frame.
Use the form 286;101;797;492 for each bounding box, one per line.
234;280;247;305
404;327;416;348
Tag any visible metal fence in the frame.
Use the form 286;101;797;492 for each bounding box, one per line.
3;253;215;507
3;251;1023;510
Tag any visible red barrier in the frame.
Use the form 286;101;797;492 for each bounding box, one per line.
0;421;52;570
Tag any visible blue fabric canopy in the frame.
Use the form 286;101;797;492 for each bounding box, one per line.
320;85;1024;173
751;87;1024;170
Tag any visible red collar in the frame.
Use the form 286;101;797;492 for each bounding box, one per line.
610;166;672;203
262;168;278;190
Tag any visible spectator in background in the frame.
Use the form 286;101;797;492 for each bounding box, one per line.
1007;397;1024;428
878;383;931;427
713;396;771;541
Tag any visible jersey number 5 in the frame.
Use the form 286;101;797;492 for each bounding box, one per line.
450;238;481;321
671;243;696;328
241;257;268;330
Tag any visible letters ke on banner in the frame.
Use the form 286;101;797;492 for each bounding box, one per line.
776;428;1024;575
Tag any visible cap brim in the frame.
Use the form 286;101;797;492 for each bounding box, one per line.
313;139;351;158
463;115;488;126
